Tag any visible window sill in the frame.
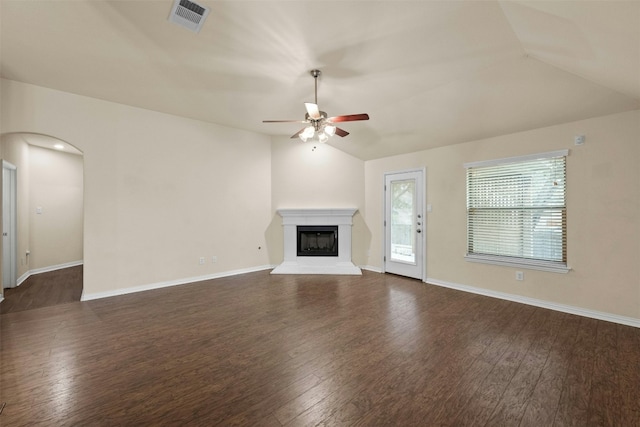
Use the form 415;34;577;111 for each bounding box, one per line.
465;254;570;274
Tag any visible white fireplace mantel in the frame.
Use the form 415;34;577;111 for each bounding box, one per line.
271;208;362;275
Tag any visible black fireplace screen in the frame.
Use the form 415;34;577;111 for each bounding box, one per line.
297;226;338;257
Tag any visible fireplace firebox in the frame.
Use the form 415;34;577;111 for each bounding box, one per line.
297;226;338;257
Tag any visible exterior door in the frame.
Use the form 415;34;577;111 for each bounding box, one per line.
384;170;424;280
2;161;17;289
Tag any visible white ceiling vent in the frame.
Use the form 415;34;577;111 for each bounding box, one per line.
168;0;210;33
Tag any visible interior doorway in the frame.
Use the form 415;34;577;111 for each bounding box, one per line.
1;133;84;309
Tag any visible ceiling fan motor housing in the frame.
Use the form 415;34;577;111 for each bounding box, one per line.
305;111;328;131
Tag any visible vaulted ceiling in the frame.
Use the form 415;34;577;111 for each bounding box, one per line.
1;1;638;160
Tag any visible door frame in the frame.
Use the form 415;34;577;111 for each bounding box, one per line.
382;167;426;282
3;160;18;289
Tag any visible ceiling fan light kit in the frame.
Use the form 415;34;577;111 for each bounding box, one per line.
263;69;369;143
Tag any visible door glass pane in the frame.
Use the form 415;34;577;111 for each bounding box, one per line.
390;179;415;263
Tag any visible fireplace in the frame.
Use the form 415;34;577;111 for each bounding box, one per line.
297;226;338;257
271;208;361;275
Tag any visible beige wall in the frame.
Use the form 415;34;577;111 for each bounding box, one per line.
365;110;640;319
269;138;368;266
1;78;272;297
28;145;83;270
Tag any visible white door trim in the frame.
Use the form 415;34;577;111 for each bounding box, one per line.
3;160;18;289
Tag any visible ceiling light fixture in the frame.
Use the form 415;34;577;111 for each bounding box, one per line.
324;125;336;136
299;126;315;142
299;124;335;143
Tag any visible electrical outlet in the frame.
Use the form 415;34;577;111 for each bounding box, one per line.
516;271;524;281
211;256;217;263
199;257;205;265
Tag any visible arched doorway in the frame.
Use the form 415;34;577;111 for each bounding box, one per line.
1;133;84;312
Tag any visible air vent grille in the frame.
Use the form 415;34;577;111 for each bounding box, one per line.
168;0;210;33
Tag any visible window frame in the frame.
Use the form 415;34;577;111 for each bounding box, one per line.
464;150;570;274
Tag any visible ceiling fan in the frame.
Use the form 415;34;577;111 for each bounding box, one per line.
263;69;369;143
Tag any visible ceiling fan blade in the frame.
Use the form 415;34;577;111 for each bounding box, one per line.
326;113;370;123
335;127;349;137
263;119;308;123
305;103;321;120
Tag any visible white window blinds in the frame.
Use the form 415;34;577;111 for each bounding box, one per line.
465;150;568;272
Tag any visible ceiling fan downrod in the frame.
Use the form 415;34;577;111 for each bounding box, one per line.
310;69;321;105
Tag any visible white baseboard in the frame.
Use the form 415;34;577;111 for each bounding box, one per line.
17;272;30;286
81;265;277;301
16;260;84;287
426;277;640;329
361;265;383;273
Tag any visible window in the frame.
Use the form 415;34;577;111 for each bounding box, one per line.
464;150;569;273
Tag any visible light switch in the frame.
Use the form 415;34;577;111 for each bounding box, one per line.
36;206;43;214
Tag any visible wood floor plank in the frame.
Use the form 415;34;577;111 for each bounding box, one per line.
350;293;506;425
447;304;543;426
519;312;580;427
587;320;621;426
2;269;639;426
418;300;525;423
275;308;435;425
616;323;640;426
485;308;566;426
553;316;598;426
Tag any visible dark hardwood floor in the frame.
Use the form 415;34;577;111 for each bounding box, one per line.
0;265;83;314
1;270;638;426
